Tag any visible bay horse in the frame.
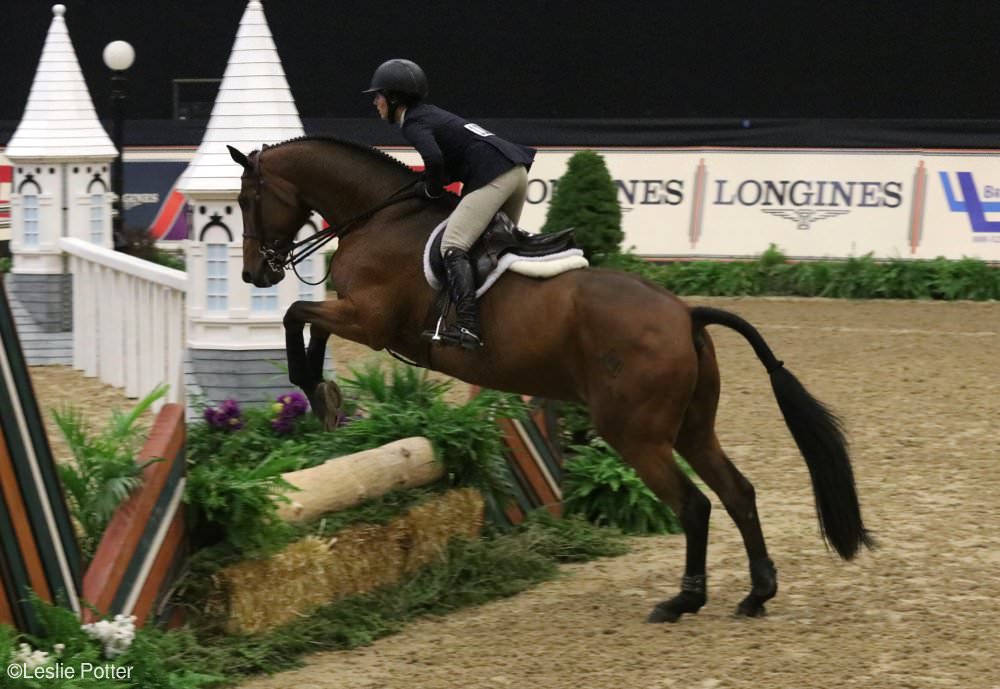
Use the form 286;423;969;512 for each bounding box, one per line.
228;136;873;622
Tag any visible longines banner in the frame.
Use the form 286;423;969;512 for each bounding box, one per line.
388;146;1000;262
4;146;997;259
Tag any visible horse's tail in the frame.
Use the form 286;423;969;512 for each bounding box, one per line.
690;306;874;560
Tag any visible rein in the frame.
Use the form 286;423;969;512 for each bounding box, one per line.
246;147;422;285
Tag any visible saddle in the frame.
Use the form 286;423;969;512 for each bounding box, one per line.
423;212;585;297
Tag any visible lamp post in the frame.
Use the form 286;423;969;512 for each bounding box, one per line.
102;40;135;250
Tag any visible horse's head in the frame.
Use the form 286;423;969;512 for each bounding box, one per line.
228;145;311;288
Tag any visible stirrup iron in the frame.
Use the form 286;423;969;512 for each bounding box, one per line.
421;298;451;344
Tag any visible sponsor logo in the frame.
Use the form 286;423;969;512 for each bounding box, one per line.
713;178;902;230
760;208;850;230
123;192;160;210
527;178;684;209
939;171;1000;236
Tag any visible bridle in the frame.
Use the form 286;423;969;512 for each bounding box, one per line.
244;146;422;285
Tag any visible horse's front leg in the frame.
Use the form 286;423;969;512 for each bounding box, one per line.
284;298;367;430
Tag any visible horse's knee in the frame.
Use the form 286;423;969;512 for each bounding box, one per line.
283;300;308;329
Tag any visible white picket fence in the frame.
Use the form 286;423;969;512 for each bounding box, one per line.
60;237;187;407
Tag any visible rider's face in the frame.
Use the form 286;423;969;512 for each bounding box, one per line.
373;93;388;120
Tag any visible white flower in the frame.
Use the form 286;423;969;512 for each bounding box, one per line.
12;642;51;669
81;614;137;658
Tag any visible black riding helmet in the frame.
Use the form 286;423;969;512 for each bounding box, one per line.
364;59;428;122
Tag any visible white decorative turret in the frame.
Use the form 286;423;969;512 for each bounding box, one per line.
179;0;328;408
5;4;116;332
178;0;305;198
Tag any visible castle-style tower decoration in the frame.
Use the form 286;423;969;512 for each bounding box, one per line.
178;0;328;409
5;4;116;332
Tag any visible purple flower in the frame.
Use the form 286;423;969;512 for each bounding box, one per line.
271;415;294;434
270;391;310;435
203;398;243;431
277;392;309;417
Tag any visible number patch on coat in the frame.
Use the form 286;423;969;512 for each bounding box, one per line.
464;123;494;137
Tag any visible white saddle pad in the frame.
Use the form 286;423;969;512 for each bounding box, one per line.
422;220;589;299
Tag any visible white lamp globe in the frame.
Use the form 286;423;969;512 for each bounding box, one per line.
102;40;135;71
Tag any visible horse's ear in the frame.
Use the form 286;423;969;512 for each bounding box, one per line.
227;145;250;169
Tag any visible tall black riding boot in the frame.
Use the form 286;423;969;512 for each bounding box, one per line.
442;248;483;350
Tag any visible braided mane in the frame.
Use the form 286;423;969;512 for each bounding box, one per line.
266;134;415;175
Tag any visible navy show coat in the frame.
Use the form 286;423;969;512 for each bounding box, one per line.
400;103;536;196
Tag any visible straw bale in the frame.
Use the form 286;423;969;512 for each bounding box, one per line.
399;488;484;573
324;523;406;596
218;537;332;635
217;489;485;634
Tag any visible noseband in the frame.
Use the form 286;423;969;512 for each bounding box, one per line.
243;147;288;273
243;146;423;284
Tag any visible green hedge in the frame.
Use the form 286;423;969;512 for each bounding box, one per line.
602;245;1000;300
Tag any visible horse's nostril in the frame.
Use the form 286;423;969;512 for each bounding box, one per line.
242;270;252;283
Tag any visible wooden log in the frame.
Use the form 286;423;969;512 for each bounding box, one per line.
276;437;440;522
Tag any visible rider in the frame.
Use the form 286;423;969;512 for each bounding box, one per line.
364;58;536;350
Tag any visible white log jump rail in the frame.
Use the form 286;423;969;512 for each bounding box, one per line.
59;237;186;406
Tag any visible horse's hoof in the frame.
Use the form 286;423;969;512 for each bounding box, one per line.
319;381;344;431
646;603;683;624
320;380;343;410
646;591;705;623
308;391;328;425
735;598;767;618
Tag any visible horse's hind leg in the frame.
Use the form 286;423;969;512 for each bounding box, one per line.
588;337;710;622
617;438;712;623
675;332;777;617
676;433;777;616
596;402;711;623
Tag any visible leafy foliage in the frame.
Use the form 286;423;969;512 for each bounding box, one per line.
0;257;11;274
541;150;623;264
183;443;298;554
300;363;525;515
52;385;167;562
0;595;221;689
562;439;683;534
184;364;525;556
119;225;185;271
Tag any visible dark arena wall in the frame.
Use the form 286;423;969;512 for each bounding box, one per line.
3;1;1000;149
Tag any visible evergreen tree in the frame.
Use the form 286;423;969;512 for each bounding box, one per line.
541;150;623;263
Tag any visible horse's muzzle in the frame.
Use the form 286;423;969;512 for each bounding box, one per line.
243;267;285;288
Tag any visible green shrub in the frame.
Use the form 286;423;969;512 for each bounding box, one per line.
562;438;682;535
325;363;525;514
0;257;11;274
541;150;623;264
183;440;298;554
615;244;1000;301
53;385;167;562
